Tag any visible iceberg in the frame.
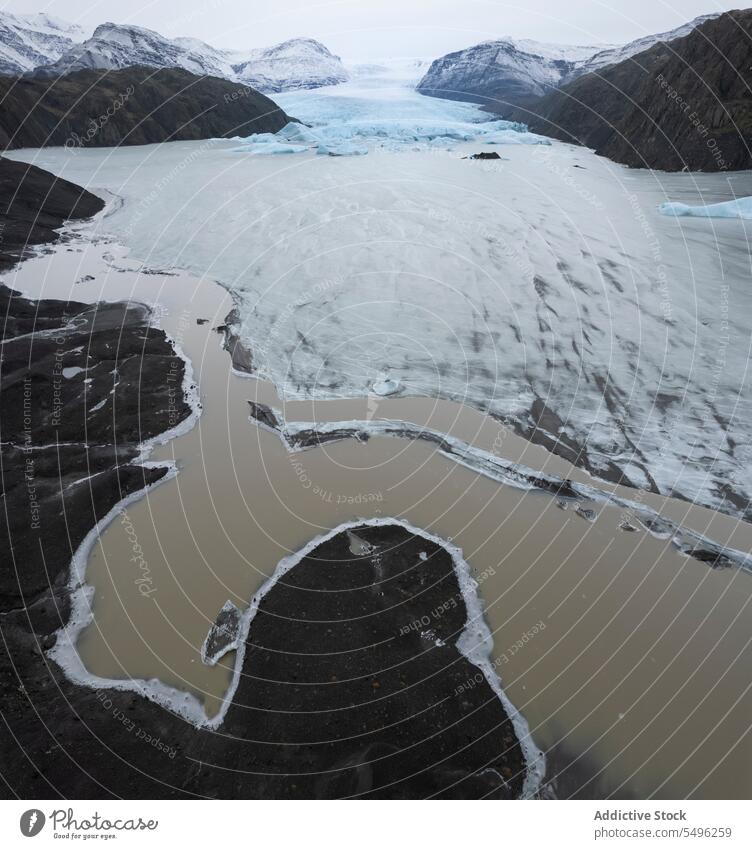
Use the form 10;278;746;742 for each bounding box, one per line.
317;140;368;156
245;142;309;155
659;197;752;220
484;129;552;145
230;136;309;155
276;122;321;144
372;375;401;396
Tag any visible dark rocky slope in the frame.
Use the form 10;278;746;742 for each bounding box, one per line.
0;66;291;150
499;10;752;172
0;157;192;623
0;156;194;786
0;290;192;610
1;523;529;799
0;157;103;267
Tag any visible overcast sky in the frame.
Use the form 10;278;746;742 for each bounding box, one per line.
3;0;744;60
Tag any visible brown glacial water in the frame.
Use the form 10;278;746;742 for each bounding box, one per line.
8;234;752;799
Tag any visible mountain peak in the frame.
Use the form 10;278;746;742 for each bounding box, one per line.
0;10;85;75
233;37;349;92
26;19;349;93
417;11;721;105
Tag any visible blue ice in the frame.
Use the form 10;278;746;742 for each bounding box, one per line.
660;197;752;220
230;69;550;154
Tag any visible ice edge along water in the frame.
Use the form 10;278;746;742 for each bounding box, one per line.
260;412;752;573
33;223;546;797
52;503;546;798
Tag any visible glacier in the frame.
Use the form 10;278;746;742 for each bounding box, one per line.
228;67;551;154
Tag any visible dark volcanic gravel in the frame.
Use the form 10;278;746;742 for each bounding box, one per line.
0;287;193;608
1;524;528;799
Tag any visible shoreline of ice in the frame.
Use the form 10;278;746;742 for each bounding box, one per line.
251;407;752;575
22;218;548;790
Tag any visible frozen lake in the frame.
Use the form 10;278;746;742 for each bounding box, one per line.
8;67;752;519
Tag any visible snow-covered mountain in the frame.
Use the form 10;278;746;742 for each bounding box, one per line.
37;22;237;78
232;38;348;92
417;13;721;104
32;23;348;92
416;37;609;103
0;11;85;75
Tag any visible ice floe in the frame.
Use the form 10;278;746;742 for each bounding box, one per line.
660;196;752;220
62;366;85;378
371;374;401;396
247;405;752;575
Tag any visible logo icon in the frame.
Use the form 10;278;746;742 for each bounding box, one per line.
20;810;45;837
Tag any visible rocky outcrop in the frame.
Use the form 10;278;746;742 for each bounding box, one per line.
0;157;103;267
500;10;752;172
1;523;530;798
0;291;192;607
0;66;292;150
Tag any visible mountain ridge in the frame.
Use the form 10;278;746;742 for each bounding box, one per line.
498;10;752;172
0;10;85;75
0;66;293;150
32;23;349;92
416;13;720;104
